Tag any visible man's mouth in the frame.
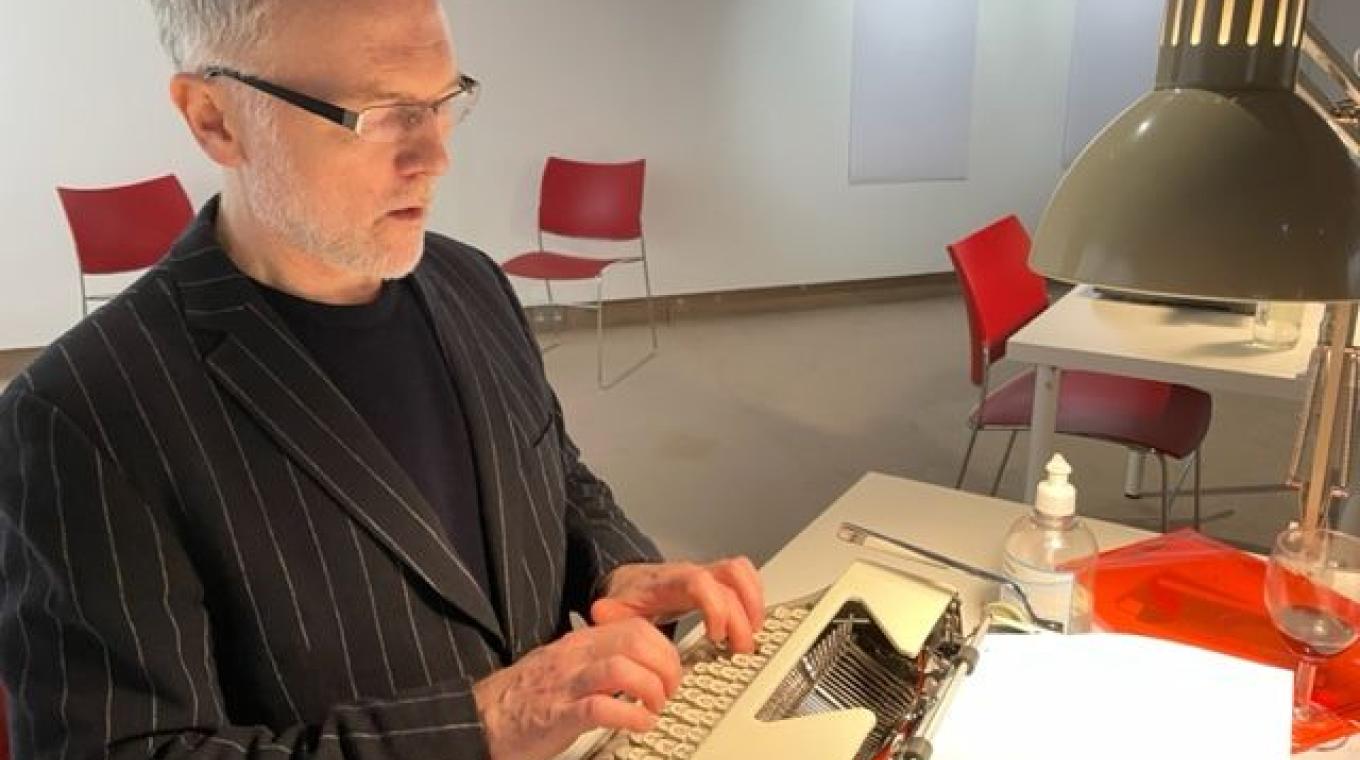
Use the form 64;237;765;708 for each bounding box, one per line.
387;206;426;222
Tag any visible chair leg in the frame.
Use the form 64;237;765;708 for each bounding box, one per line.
596;267;661;390
540;280;563;352
1124;450;1146;498
1192;449;1203;530
955;425;982;489
990;430;1018;497
1156;453;1170;533
640;248;659;350
595;276;607;388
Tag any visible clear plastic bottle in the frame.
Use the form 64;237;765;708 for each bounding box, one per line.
1000;453;1099;633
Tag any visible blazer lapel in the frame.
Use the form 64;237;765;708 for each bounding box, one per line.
163;205;505;644
412;262;551;653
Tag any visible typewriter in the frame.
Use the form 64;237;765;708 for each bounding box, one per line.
581;560;989;760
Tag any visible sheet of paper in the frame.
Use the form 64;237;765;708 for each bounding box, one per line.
931;632;1292;760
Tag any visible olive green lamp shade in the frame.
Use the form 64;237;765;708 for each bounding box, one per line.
1031;0;1360;302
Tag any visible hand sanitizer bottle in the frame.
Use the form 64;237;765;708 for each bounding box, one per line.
1000;454;1099;633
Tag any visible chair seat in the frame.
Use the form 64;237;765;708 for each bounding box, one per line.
972;369;1212;459
502;251;632;280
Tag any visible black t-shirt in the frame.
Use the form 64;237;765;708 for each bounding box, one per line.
257;278;493;597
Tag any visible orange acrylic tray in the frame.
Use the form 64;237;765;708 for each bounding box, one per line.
1091;529;1360;752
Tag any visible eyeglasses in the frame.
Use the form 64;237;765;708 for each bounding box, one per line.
202;66;480;144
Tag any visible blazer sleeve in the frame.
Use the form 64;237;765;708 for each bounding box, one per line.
478;258;665;617
0;388;493;760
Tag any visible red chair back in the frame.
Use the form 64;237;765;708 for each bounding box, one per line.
0;685;11;760
538;158;645;241
947;215;1049;385
57;174;194;275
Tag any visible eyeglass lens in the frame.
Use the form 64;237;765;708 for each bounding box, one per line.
354;90;477;143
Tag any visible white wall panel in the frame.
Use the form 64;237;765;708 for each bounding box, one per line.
849;0;980;184
1061;0;1162;167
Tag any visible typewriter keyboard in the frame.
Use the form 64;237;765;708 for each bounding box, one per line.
592;604;813;760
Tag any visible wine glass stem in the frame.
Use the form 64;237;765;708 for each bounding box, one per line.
1295;658;1319;711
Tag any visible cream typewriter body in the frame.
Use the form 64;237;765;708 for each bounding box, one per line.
583;561;984;760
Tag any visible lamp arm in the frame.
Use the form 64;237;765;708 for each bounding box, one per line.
1299;24;1360;156
1300;304;1360;532
1335;348;1359;497
1286;342;1326;489
1301;24;1360;107
1297;72;1360;156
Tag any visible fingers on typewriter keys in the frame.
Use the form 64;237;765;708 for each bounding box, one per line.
588;655;671;714
710;556;765;631
686;566;759;654
619;619;685;697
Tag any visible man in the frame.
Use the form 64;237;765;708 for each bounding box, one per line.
0;1;763;758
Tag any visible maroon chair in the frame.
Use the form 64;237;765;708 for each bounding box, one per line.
501;158;658;388
0;685;11;760
948;215;1212;531
57;174;194;315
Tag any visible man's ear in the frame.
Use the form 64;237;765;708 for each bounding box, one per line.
169;73;245;169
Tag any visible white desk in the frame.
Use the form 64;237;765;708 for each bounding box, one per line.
757;471;1144;629
562;473;1332;758
1008;286;1324;500
758;472;1336;758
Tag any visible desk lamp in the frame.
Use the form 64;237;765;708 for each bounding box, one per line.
1031;0;1360;532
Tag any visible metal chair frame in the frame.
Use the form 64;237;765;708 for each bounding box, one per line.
532;229;659;389
955;345;1204;532
59;174;192;317
78;277;117;316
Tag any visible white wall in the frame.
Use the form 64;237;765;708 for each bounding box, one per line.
444;0;1078;307
0;0;1080;350
0;1;215;349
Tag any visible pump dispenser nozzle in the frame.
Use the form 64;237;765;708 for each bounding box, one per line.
1036;453;1077;518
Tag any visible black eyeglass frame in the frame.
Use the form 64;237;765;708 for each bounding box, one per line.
201;65;479;137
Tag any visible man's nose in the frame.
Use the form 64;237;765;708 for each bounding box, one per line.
398;117;451;178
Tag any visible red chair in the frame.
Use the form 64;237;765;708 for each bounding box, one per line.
57;174;194;315
501;158;658;388
0;685;11;760
948;215;1212;531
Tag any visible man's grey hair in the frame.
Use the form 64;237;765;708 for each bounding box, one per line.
148;0;275;72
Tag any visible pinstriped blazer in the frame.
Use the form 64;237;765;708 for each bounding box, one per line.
0;198;662;759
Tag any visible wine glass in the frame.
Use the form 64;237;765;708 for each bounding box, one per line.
1264;527;1360;734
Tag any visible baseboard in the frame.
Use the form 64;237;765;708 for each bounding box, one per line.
0;273;961;364
525;272;958;331
0;348;41;387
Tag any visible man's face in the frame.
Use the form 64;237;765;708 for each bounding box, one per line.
235;0;458;280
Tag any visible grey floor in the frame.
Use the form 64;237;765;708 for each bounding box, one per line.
543;293;1305;563
0;291;1308;563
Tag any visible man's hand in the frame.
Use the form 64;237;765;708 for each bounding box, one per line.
590;558;765;653
473;618;682;760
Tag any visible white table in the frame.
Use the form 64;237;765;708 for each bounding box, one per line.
1008;285;1325;501
760;473;1333;758
756;471;1145;629
562;472;1333;758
